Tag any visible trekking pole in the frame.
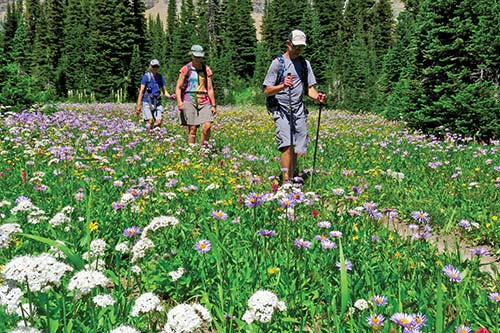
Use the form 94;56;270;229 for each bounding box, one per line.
287;73;294;182
311;93;324;184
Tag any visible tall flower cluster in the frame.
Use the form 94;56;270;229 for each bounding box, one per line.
130;292;164;317
242;290;287;324
131;238;155;262
141;216;179;238
0;285;23;314
48;206;74;227
67;269;111;298
10;198;47;224
2;253;73;292
0;223;23;248
161;303;212;333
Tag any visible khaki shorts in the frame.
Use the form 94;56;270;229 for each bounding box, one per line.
180;102;213;126
142;103;163;121
272;109;308;154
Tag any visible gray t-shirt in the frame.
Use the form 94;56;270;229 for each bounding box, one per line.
263;55;317;116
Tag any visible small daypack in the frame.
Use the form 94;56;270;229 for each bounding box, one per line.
181;63;208;99
266;55;308;113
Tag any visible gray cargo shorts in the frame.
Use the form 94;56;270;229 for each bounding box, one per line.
142;102;164;121
272;109;308;154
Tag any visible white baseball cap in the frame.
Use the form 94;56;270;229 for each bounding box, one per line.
288;30;307;46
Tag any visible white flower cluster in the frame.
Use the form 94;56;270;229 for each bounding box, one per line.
110;325;141;333
10;199;47;224
0;285;23;314
7;323;42;333
49;240;67;259
48;206;74;227
353;298;371;311
67;269;111;298
384;169;405;181
130;292;164;317
0;223;22;248
0;199;12;207
93;294;115;307
2;253;73;292
131;238;155;262
242;290;287;324
89;239;107;257
141;216;179;238
115;242;130;254
168;267;185;281
119;193;136;207
161;303;212;333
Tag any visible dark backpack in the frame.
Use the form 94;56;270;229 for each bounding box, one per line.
266;55;308;112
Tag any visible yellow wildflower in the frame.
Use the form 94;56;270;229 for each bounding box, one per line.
268;267;280;275
89;221;99;232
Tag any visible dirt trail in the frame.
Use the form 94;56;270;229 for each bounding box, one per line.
387;219;499;279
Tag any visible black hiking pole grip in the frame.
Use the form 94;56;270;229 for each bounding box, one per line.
311;93;324;183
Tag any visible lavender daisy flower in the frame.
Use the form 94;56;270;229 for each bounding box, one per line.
366;314;385;329
390;312;414;328
371;295;388;306
211;210;228;220
385;208;399;220
245;193;264;208
443;264;463;282
294;239;312;249
412;211;430;223
336;260;352;271
413;313;427;328
329;230;343;238
320;239;337;250
458;219;472;231
15;196;31;203
455;325;472;333
278;197;297;208
488;292;500;302
257;229;276;237
332;188;345;195
317;221;331;228
371;234;380;242
195;239;211;254
363;202;377;211
123;226;141;237
471;247;490;256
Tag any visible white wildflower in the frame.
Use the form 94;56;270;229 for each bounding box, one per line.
15;303;36;317
168;267;185;281
354;299;370;311
48;206;73;227
204;183;220;191
131;238;155;262
165;171;178;178
161;303;212;333
89;239;107;257
67;270;111;298
7;325;42;333
0;200;11;207
2;254;73;292
131;265;142;274
49;240;67;259
242;290;286;324
93;294;115;307
115;242;130;254
141;216;179;238
0;286;23;314
110;325;141;333
0;223;22;248
130;292;164;317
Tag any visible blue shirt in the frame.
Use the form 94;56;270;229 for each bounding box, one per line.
141;72;165;101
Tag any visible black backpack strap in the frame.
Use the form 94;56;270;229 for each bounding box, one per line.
298;56;308;97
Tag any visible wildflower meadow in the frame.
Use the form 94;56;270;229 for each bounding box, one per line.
0;103;499;333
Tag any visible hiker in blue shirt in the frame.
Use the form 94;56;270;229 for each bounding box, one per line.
136;59;174;131
263;30;326;183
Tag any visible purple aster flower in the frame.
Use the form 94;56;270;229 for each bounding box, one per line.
390;313;414;328
195;239;211;254
336;260;352;271
471;248;490;256
413;313;427;328
352;186;363;195
245;192;264;208
455;325;472;333
34;184;47;191
366;314;385;329
294;239;312;249
363;202;377;211
371;234;380;242
488;292;500;302
112;201;125;210
257;229;276;237
458;219;472;230
278;197;297;208
211;210;228;220
412;211;430;223
385;208;399;220
348;209;362;216
317;221;331;228
329;230;343;238
371;295;388;306
443;264;463;282
290;191;305;203
232;217;241;224
113;180;124;187
332;188;345;195
320;239;337;250
15;196;31;203
123;226;141;237
314;234;329;242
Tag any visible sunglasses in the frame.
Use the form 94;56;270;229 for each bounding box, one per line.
152;65;160;68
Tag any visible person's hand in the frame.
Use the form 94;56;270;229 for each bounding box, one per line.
177;102;184;111
135;105;141;116
317;92;326;104
283;74;293;88
169;94;176;101
211;105;217;115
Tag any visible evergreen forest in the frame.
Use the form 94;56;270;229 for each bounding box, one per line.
0;0;499;140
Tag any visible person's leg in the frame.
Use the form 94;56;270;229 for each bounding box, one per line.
154;105;163;128
188;125;198;144
201;122;211;146
280;146;297;182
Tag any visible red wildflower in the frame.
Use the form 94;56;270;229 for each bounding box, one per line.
476;328;489;333
312;209;319;218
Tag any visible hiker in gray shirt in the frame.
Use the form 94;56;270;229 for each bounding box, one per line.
263;29;326;183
